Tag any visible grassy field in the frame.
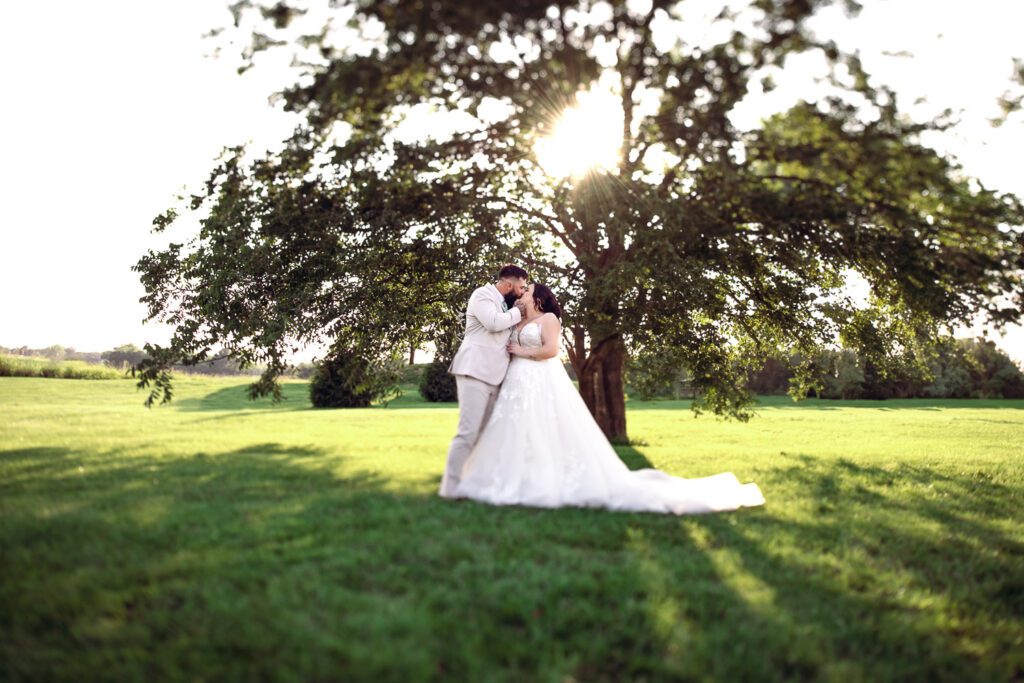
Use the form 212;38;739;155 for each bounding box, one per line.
1;375;1022;682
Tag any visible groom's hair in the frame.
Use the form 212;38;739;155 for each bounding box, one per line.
497;264;528;281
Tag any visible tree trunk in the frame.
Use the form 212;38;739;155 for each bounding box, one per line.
576;337;628;443
408;344;416;365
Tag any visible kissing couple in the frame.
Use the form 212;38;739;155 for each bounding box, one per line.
439;265;765;515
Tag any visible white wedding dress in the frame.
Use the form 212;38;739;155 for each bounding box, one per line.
451;319;765;514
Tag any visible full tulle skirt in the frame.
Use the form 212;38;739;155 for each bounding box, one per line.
451;355;765;515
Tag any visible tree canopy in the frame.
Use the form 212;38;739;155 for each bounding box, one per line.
134;0;1024;440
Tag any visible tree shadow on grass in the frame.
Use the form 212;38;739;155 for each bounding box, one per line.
0;444;1020;681
613;444;656;470
170;383;453;413
165;382;1024;418
170;383;315;412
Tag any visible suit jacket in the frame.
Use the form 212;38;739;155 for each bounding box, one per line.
448;284;523;386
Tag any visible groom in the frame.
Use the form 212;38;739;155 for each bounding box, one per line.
439;264;529;498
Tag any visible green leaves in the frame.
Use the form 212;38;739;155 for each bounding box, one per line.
135;0;1024;437
308;345;404;408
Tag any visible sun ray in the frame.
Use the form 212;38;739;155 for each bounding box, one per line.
534;87;624;179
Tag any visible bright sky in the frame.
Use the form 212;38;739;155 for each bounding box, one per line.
1;0;1021;363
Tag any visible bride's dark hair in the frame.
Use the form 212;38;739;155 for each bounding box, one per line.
531;284;562;319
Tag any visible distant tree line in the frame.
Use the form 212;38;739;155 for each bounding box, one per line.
0;344;267;377
629;337;1024;401
5;337;1022;401
0;344;104;364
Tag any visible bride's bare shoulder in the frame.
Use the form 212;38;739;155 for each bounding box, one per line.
541;312;561;328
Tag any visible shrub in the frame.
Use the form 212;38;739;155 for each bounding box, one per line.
419;361;457;402
309;350;403;408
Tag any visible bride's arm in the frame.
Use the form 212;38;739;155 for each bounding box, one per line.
509;314;561;361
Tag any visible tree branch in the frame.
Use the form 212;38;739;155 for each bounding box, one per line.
475;193;581;256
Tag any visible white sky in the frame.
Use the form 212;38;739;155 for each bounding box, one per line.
0;0;1021;364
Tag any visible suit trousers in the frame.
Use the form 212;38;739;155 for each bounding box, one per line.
439;374;501;497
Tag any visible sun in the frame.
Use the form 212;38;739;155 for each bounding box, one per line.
534;89;624;179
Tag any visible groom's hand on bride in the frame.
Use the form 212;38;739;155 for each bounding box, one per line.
507;342;525;357
514;300;527;316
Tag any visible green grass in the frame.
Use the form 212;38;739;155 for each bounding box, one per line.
1;375;1022;682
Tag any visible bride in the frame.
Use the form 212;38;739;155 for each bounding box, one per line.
449;283;765;515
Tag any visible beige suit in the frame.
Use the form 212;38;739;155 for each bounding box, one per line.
440;284;522;497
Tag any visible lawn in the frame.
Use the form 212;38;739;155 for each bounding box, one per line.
1;375;1022;681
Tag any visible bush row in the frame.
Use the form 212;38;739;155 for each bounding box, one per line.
0;355;126;380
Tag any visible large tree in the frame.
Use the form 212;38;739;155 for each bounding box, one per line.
134;0;1024;441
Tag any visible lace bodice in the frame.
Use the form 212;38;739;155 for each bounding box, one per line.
515;320;544;348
